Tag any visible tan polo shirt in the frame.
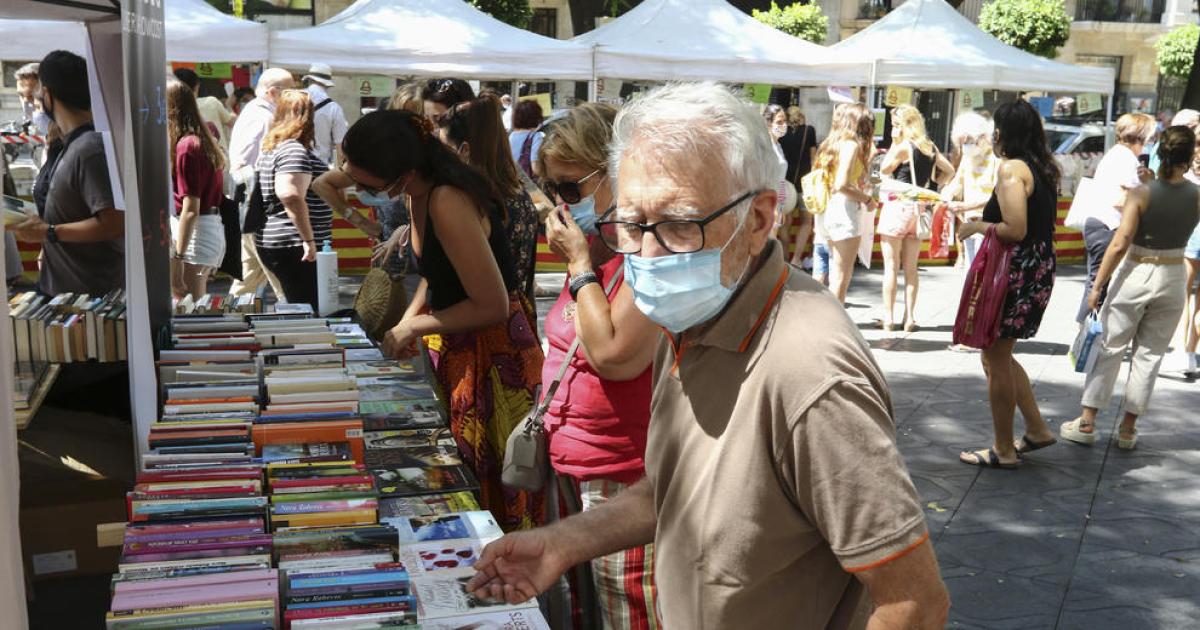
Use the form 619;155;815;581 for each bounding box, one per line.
646;241;928;630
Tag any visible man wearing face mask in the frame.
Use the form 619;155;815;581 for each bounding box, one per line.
227;67;293;297
468;83;948;630
11;50;124;297
15;63;49;134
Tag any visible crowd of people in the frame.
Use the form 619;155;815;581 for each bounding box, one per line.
8;47;1200;629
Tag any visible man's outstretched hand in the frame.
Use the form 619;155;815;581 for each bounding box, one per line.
466;528;572;605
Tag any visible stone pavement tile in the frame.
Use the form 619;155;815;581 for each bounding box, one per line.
1097;446;1200;484
1056;546;1200;630
905;465;978;536
897;418;999;461
1081;507;1200;559
1092;472;1200;516
936;520;1083;586
942;570;1063;629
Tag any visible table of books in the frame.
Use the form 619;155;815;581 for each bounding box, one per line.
105;305;549;629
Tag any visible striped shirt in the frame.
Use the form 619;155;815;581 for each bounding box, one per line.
254;139;332;249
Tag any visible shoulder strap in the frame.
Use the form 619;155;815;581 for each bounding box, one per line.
534;271;624;416
314;98;334;113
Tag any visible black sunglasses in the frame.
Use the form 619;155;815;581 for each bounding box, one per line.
596;190;760;255
541;169;603;205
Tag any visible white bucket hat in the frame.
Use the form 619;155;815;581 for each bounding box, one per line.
302;63;335;87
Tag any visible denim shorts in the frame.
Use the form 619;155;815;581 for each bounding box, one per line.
813;242;831;277
1186;223;1200;260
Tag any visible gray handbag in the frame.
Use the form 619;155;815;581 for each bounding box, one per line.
502;271;621;492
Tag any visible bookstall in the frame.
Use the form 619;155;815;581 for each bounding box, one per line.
94;306;550;628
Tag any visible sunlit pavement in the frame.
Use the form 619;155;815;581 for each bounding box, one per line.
535;262;1200;630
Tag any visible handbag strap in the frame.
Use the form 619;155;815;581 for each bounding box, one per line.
533;270;624;419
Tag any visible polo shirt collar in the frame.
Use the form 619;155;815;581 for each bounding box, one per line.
689;240;788;353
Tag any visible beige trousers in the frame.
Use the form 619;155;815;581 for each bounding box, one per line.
229;233;284;297
1082;245;1188;416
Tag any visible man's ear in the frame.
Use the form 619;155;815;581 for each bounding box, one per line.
746;189;779;255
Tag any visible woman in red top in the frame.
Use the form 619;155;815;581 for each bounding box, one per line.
167;79;226;298
539;103;661;630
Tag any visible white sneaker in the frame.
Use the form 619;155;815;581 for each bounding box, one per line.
1162;352;1193;376
801;257;814;271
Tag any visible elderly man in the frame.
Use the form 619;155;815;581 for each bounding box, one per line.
227;67;292;297
468;83;948;629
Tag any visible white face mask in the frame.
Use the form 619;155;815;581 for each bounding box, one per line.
771;124;787;139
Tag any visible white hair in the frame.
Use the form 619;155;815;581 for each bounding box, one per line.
951;111;993;146
609;82;782;214
256;67;293;97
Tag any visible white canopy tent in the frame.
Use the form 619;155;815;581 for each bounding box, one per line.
829;0;1115;94
269;0;593;80
0;1;266;63
573;0;868;86
165;0;268;63
0;18;87;58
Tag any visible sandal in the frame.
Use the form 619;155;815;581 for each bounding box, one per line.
1116;426;1138;450
959;447;1019;469
1015;435;1057;454
1060;418;1097;445
904;320;920;333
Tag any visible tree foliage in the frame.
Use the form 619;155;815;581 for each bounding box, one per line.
1156;24;1200;79
752;1;829;45
978;0;1071;59
469;0;533;29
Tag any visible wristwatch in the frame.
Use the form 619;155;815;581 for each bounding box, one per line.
45;224;58;244
568;271;599;301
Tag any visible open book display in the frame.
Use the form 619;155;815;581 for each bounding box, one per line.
105;308;544;629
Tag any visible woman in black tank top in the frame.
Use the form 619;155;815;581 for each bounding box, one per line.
878;105;955;332
341;109;546;532
956;99;1060;470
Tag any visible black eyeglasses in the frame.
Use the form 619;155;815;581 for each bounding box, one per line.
596;190;760;255
352;172;403;196
541;169;602;205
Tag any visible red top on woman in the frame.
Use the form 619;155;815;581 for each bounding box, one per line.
173;135;224;215
542;253;652;485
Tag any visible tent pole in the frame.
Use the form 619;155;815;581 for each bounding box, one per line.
1104;91;1115;152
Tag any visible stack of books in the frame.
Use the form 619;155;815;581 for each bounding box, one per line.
12;360;51;412
111;465;277;628
267;455;380;530
283;563;417;628
173;292;263;315
8;290;127;363
143;412;258;471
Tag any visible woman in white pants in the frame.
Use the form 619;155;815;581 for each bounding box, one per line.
813;103;877;303
1062;125;1200;449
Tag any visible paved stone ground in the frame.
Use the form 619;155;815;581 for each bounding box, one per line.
534;262;1200;630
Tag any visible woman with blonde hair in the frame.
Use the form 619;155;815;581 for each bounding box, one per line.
781;106;818;266
942;111;999;272
1078;112;1156;322
167;78;227;299
878;104;954;331
538;101;661;629
254;89;332;308
814;102;877;303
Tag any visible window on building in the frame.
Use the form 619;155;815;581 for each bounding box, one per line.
531;8;558;39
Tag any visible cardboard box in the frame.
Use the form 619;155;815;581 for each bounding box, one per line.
20;476;128;580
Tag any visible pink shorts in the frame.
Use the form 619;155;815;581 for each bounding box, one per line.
877;200;920;239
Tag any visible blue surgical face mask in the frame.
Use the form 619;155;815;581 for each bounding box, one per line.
32;110;51;135
568;194;599;235
357;189;396;207
623;210;750;334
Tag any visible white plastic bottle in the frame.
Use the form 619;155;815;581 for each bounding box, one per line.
316;240;339;316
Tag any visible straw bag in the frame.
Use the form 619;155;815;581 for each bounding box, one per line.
952;225;1014;349
502;271;622;492
800;169;832;214
353;230;410;343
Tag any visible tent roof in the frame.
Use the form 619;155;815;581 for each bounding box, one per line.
166;0;268;63
269;0;593;80
574;0;867;86
0;0;116;21
0;18;88;58
829;0;1115;94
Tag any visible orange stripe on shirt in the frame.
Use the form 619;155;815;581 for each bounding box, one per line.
844;531;930;574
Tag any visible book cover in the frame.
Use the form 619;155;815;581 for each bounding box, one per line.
262;442;352;464
364;429;455;450
387;512;501;545
377;493;480;519
358;399;442;416
371;467;477;497
288;610;418;629
360;411;446;431
271;499;378;516
418;609;552;630
271;509;379;530
411;567;538;620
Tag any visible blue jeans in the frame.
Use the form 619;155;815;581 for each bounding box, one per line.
813;242;830;278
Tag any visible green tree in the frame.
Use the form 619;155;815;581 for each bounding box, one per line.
752;1;829;45
978;0;1071;59
1156;24;1200;79
469;0;533;29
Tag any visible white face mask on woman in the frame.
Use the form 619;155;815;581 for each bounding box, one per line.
771;124;787;139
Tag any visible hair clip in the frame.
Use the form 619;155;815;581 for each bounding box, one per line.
437;79;454;94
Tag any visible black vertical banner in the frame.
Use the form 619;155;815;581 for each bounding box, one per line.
123;0;171;340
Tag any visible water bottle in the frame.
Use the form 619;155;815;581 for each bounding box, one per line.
316;240;338;316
